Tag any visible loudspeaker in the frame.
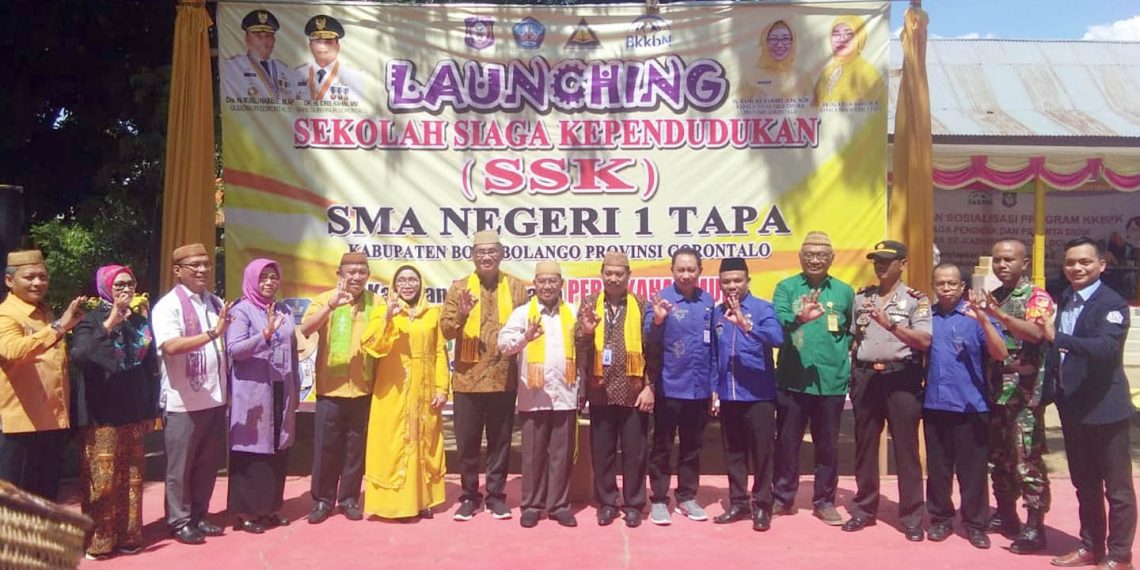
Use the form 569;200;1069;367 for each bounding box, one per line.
0;185;25;299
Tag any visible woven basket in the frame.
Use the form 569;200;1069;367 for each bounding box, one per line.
0;480;92;570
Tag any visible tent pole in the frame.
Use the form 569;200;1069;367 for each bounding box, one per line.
1033;178;1046;288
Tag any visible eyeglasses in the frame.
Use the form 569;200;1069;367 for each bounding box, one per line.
800;252;832;261
934;281;962;290
177;262;211;270
767;37;793;46
394;277;420;285
473;248;501;259
259;275;281;283
534;277;561;286
111;280;136;290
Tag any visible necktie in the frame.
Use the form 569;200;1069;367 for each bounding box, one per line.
317;69;327;85
259;61;270;75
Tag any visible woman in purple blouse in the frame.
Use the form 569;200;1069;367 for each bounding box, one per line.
225;258;300;533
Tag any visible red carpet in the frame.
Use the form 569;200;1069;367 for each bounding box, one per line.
67;474;1131;569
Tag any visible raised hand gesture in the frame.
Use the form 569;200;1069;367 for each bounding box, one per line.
797;290;825;323
865;296;890;328
59;296;88;332
457;289;478;317
524;315;544;341
329;277;354;308
724;294;748;330
651;295;673;325
263;302;284;342
214;300;236;337
579;303;601;335
386;294;403;320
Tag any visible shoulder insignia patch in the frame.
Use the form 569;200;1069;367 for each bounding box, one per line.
1106;311;1124;325
906;287;927;299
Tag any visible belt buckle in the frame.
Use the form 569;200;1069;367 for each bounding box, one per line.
872;362;886;372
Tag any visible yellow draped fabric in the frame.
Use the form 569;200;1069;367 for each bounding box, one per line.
592;294;645;378
360;283;449;519
525;297;576;388
889;4;934;292
459;273;513;363
160;1;217;292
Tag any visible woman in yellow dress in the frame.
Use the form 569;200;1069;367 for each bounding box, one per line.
361;264;449;520
737;20;812;101
813;15;883;105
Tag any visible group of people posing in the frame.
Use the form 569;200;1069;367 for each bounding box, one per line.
0;231;1134;569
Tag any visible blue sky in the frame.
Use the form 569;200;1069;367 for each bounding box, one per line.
887;1;1140;40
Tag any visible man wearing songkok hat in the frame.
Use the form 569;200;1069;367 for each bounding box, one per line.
498;261;579;529
709;257;783;532
220;9;298;100
300;251;377;524
770;231;854;526
0;250;85;500
575;251;654;528
151;243;231;545
644;246;715;526
441;230;527;521
295;14;365;103
841;240;932;543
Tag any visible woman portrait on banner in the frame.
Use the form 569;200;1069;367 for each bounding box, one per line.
360;264;449;521
813;15;883;106
225;258;300;533
737;20;812;101
70;265;159;560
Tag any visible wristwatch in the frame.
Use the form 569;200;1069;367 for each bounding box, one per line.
207;330;219;341
50;319;64;333
887;319;898;332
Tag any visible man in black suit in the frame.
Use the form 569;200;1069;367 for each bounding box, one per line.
1040;237;1136;570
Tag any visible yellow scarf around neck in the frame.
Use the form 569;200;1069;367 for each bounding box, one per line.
592;293;644;378
525;297;576;389
460;272;513;363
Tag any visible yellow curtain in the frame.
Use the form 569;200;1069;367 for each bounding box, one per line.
160;0;217;292
888;3;934;292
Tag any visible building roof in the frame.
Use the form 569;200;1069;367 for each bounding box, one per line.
888;39;1140;144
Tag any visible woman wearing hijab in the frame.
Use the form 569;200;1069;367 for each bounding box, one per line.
225;258;299;533
361;265;449;520
813;15;883;105
738;20;812;100
70;265;159;560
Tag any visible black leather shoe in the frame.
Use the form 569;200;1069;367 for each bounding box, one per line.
841;515;877;532
968;529;991;549
195;520;224;537
772;502;796;517
418;509;434;520
234;518;266;534
623;509;642;528
172;525;206;545
520;509;541;528
553;510;578;528
752;509;772;532
259;513;290;528
341;500;364;521
986;509;1021;539
597;506;619;526
904;527;925;542
927;522;953;542
308;501;333;525
714;505;752;524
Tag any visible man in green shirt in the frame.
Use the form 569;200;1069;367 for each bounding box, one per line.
771;231;855;526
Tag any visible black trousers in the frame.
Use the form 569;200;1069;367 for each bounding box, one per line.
923;409;990;530
311;395;370;507
519;410;576;514
773;390;845;509
720;400;776;509
164;406;227;529
1061;417;1137;563
590;404;650;511
228;383;288;518
649;397;709;505
452;391;516;505
850;364;925;529
0;429;70;501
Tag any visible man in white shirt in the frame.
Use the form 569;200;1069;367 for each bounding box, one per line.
151;243;231;546
295;14;365;103
498;261;579;528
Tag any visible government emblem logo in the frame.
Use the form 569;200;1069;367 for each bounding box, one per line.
512;17;545;49
1001;192;1018;208
465;17;495;50
565;18;601;50
626;14;672;50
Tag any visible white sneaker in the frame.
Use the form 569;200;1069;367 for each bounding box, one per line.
676;500;709;521
650;502;672;525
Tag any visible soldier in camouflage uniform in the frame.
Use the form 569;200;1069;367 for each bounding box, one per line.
979;238;1055;554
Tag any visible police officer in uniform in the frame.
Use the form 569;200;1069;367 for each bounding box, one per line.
220;10;297;100
296;15;365;103
841;240;932;542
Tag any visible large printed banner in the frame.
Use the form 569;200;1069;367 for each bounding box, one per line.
934;187;1140;279
219;1;889;306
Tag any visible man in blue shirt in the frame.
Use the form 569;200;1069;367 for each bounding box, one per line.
644;246;715;525
709;257;783;532
924;263;1008;549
